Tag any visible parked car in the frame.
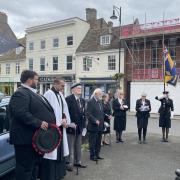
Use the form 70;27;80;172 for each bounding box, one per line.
0;102;15;179
0;96;11;106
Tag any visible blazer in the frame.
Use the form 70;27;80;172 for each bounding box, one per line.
9;86;56;145
113;98;128;117
86;97;104;132
65;94;86;134
135;99;151;117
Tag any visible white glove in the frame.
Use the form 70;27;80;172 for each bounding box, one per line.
171;111;174;119
82;128;87;136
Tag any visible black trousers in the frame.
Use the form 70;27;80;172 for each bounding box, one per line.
89;131;102;158
14;145;41;180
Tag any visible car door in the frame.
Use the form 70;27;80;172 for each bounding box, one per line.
0;104;15;178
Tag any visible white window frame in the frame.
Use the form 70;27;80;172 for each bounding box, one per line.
108;55;116;70
15;62;20;74
100;35;111;45
53;38;59;48
66;55;73;70
83;57;92;71
6;64;10;74
29;42;34;50
53;56;58;71
67;36;73;46
40;57;45;71
40;40;46;49
29;58;33;71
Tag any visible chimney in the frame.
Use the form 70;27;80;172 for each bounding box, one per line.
86;8;97;23
0;12;7;23
108;21;113;34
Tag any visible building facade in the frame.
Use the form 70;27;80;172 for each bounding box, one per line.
122;18;180;114
26;17;90;95
76;8;124;99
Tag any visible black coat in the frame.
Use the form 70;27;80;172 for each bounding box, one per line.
65;94;86;135
86;97;104;132
113;98;128;132
135;99;151;129
155;96;174;128
9;86;56;145
102;102;112;134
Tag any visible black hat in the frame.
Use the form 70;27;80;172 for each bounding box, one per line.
32;124;62;155
163;91;169;94
71;83;82;89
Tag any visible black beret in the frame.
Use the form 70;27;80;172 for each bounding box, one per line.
71;83;82;89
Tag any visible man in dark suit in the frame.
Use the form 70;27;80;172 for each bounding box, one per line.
9;70;56;180
135;92;151;144
65;83;87;171
86;88;104;161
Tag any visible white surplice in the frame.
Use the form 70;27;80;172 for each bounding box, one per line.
43;89;71;160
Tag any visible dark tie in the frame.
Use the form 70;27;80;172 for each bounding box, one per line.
98;101;102;111
77;98;82;110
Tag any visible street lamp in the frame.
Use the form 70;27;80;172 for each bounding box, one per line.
110;5;121;74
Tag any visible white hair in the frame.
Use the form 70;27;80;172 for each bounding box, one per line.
90;88;102;98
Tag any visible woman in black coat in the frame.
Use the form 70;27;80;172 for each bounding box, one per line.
102;93;112;145
113;90;128;143
135;92;151;144
155;91;174;142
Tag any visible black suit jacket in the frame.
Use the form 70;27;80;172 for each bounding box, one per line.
65;94;86;134
86;97;104;132
9;86;56;145
135;99;151;118
113;98;128;117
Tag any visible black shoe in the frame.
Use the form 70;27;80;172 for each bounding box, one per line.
66;164;73;171
74;163;87;168
90;157;98;161
97;156;104;160
119;139;124;143
116;140;119;143
161;138;166;142
164;139;169;142
175;169;180;177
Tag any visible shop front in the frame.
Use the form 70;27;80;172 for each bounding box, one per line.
80;77;117;99
38;74;75;96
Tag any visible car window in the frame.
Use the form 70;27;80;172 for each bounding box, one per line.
0;105;10;135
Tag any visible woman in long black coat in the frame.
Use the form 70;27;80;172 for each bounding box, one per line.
136;92;151;144
102;94;112;145
113;90;128;143
155;91;174;142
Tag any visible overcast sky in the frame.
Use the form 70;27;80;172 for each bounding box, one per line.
0;0;180;38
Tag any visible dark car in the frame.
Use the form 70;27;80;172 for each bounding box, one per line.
0;102;15;179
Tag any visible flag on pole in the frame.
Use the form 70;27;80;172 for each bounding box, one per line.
0;32;20;54
164;46;179;86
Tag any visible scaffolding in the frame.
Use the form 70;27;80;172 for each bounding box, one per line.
122;17;180;81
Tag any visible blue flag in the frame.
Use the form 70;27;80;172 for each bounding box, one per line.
0;32;20;54
164;47;179;86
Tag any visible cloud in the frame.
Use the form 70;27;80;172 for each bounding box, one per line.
0;0;179;38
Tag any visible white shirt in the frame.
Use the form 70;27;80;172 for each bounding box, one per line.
21;84;37;94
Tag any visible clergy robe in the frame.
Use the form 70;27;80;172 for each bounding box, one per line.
40;89;71;180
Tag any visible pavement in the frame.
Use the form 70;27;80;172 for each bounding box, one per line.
64;116;180;180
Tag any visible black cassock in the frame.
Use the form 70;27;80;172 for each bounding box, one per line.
135;99;151;129
40;127;66;180
155;97;174;128
113;98;128;132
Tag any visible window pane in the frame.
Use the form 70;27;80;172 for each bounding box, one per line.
67;56;72;70
41;40;46;49
40;58;45;71
53;56;58;70
53;38;59;47
6;64;10;74
108;55;116;70
83;57;92;71
29;59;33;71
15;62;20;74
29;42;34;50
67;36;73;45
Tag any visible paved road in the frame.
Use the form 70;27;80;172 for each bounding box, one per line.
64;116;180;180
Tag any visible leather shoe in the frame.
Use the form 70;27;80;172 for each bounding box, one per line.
97;156;104;160
175;169;180;177
66;165;73;172
74;163;87;168
90;157;98;161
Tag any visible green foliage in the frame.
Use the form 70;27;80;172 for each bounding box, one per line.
112;73;124;81
81;143;89;152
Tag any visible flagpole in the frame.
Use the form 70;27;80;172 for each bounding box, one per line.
162;12;166;92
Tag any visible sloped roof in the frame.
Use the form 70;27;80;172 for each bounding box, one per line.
76;18;120;53
0;37;26;61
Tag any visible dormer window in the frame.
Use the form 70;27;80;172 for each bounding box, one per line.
100;35;111;45
16;46;24;55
